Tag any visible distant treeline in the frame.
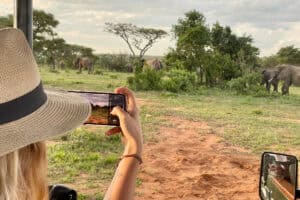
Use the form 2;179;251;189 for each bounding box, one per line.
0;10;97;70
260;45;300;67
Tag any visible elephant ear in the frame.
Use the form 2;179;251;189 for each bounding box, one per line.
273;69;280;78
276;65;286;72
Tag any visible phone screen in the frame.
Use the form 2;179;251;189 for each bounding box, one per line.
69;91;126;126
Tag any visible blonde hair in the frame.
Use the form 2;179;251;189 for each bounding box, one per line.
0;142;48;200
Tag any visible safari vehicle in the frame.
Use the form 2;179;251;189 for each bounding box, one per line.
13;0;33;48
259;152;300;200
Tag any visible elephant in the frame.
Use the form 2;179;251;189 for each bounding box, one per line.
58;60;65;70
125;63;134;72
74;57;94;74
261;69;279;92
274;64;300;95
143;58;163;71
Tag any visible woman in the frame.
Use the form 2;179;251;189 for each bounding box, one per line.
0;28;143;200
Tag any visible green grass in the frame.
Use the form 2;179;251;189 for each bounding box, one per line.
47;127;122;198
40;67;130;92
136;89;300;152
41;67;300;198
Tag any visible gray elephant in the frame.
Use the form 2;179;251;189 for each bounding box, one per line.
274;64;300;95
143;58;163;71
74;57;94;74
261;69;279;92
58;60;65;70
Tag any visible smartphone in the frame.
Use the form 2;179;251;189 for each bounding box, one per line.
69;91;126;126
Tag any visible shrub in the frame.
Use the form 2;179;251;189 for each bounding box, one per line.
227;72;267;96
162;69;197;92
127;69;163;91
128;68;197;92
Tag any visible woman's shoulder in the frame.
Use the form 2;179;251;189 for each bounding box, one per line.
49;185;77;200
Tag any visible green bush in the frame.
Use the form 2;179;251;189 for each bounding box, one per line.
127;69;163;91
162;69;197;92
227;72;268;96
128;68;197;92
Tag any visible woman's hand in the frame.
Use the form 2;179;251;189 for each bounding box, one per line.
105;87;143;157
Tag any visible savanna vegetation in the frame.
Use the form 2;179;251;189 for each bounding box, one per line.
40;67;300;199
1;7;300;199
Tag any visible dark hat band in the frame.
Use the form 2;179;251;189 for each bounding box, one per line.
0;82;47;125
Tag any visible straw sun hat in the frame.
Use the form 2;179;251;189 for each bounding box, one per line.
0;28;91;157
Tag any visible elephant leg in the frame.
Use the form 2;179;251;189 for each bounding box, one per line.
266;83;271;93
79;65;82;73
88;64;94;74
81;64;84;73
281;82;290;95
91;65;94;74
273;83;278;92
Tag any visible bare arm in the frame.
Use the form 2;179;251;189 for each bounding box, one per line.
104;87;143;200
104;157;139;200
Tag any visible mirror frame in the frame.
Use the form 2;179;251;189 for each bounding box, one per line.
259;152;298;200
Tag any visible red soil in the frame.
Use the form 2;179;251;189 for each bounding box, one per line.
136;117;260;200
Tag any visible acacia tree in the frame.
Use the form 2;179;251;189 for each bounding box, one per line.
104;22;167;60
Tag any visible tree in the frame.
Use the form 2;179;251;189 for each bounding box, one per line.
236;36;259;73
260;55;280;68
211;22;259;74
0;10;97;70
277;45;300;65
167;10;211;84
104;22;167;60
33;10;60;64
33;10;59;40
0;12;60;65
0;14;13;28
165;11;259;86
260;46;300;68
44;38;66;69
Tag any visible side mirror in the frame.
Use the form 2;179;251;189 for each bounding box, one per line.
260;152;298;200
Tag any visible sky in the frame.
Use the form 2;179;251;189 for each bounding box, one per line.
1;0;300;57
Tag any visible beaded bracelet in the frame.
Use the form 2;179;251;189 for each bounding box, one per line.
120;154;143;164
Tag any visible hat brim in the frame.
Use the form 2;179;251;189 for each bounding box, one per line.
0;89;91;157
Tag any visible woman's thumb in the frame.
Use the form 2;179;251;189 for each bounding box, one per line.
111;106;127;120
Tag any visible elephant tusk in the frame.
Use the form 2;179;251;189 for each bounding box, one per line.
268;78;273;83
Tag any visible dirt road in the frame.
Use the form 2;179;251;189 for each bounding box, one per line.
136;117;260;200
